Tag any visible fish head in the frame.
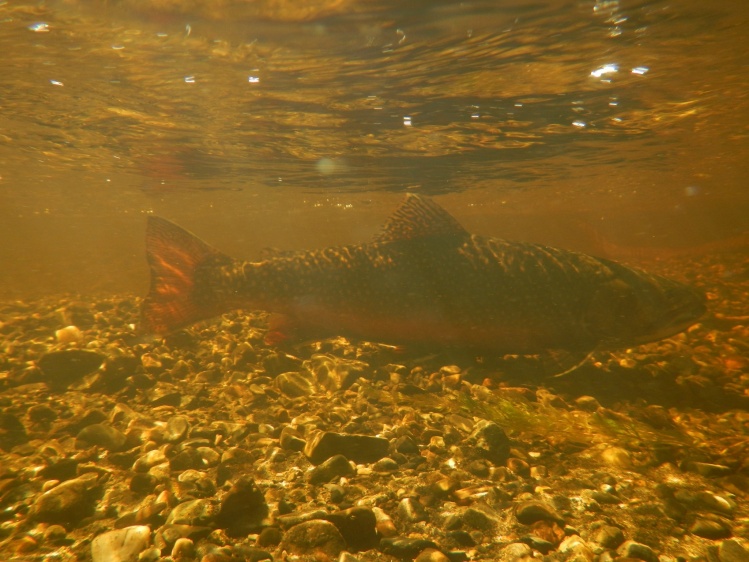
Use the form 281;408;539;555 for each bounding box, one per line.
584;265;707;349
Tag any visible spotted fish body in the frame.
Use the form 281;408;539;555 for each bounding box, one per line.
142;195;706;353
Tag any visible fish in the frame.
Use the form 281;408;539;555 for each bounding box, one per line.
141;195;707;354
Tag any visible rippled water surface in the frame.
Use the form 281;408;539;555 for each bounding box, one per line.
0;0;747;296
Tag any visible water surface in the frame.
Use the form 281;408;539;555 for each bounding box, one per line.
0;0;747;297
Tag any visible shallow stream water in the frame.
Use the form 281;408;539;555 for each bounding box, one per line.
0;0;747;297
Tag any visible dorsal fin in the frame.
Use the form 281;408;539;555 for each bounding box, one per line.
375;194;468;243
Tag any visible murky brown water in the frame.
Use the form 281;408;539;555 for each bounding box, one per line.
1;0;748;297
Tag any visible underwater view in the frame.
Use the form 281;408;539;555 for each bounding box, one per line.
1;0;748;560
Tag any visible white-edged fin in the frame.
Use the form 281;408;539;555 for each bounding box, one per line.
375;194;469;243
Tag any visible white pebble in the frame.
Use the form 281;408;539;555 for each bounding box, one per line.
56;325;82;343
91;525;151;562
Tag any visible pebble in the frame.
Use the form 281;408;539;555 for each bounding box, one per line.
275;371;315;397
165;499;219;526
462;505;499;531
414;548;451;562
616;540;658;562
256;526;283;547
90;525;151;562
130;473;159;495
37;349;105;390
373;456;399;472
133;449;168;473
307;454;356;484
515;501;564;526
600;446;632;468
214;475;268;536
169;448;204;471
322;507;378;551
467;420;511;465
394;435;420;454
689;517;732;539
500;542;533;560
29;472;103;525
278;519;346;558
304;431;390;465
171;537;195;559
398;497;428;523
43;524;69;544
56;325;83;343
592;524;625;549
380;537;440;559
165;415;190;443
76;423;128;452
574;395;601;412
558;535;594;561
279;427;306;452
518;534;555;554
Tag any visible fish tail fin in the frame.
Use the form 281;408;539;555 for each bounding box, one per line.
141;216;233;334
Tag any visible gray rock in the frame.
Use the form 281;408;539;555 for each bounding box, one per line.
166;499;219;526
29;472;104;526
304;431;390;465
592;524;625;549
171;537;195;559
279;427;306;452
0;412;28;451
500;542;532;560
133;449;167;473
398;497;428;523
616;540;658;562
322;507;378;551
307;454;356;484
38;349;105;390
373;457;399;472
257;527;283;547
165;416;190;443
380;537;439;559
276;509;329;530
90;525;151;562
76;424;127;452
215;476;268;537
169;448;204;471
462;506;499;531
394;435;420;455
519;534;555;554
467;420;511;465
558;535;594;561
279;520;346;558
414;548;451;562
690;517;732;539
515;501;564;526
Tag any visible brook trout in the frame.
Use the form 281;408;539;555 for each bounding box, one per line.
141;195;706;353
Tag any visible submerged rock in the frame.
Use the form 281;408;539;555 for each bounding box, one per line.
38;349;105;390
279;520;347;558
29;473;105;526
304;431;390;465
90;525;151;562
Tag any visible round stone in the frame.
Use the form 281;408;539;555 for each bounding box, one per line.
90;525;151;562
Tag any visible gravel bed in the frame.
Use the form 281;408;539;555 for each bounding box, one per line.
0;250;747;562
